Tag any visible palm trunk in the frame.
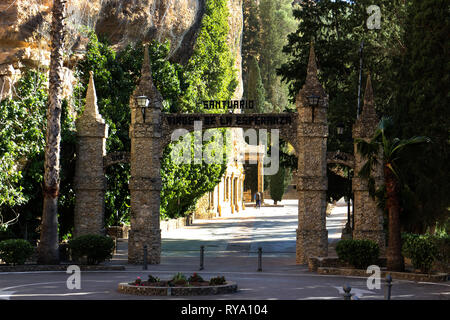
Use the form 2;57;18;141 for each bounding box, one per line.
384;164;404;271
37;0;66;265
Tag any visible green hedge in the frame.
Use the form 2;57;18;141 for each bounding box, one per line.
401;233;448;273
336;239;380;269
209;276;226;285
68;234;114;265
0;239;34;265
432;235;450;273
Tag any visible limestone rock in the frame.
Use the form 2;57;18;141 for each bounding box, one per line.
0;0;243;101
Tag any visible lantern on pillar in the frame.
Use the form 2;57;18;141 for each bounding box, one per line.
136;95;149;123
307;94;321;122
336;123;345;135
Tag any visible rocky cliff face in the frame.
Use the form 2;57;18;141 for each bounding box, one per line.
0;0;242;100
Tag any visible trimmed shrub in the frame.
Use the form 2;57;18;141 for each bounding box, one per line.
336;239;380;269
68;234;114;265
170;272;187;286
0;239;34;265
188;272;204;283
402;233;437;273
148;274;160;283
209;276;226;286
431;234;450;273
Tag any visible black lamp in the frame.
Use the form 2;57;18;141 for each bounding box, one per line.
136;95;149;123
307;94;321;122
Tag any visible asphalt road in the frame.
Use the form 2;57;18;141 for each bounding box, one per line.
1;199;448;300
1;258;449;300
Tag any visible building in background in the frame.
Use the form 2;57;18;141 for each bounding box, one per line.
194;130;265;218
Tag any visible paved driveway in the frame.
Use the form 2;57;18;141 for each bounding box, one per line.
160;199;347;257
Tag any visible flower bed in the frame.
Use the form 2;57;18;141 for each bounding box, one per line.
118;273;238;296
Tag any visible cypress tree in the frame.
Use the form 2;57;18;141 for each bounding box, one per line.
246;56;266;113
269;166;292;205
392;0;450;232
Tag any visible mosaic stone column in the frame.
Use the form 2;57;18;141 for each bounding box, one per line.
74;72;108;237
296;44;329;264
352;75;386;254
257;152;264;203
128;46;163;264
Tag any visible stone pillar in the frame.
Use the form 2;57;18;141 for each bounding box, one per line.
74;71;108;237
352;75;386;253
257;152;264;203
296;44;329;264
230;173;235;213
128;46;163;264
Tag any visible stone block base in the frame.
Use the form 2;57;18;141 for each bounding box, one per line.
128;229;161;264
296;229;328;264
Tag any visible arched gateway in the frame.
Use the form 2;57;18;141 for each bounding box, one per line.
74;44;385;265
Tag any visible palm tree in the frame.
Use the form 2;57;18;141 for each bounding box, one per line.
37;0;66;264
356;117;430;271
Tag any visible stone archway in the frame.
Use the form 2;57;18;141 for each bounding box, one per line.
124;44;329;264
74;46;385;264
74;44;386;266
74;43;337;265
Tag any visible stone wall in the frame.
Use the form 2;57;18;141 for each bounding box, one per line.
160;216;193;232
194;193;217;219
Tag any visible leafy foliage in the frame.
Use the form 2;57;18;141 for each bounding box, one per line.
401;233;437;273
269;166;292;203
258;0;297;112
170;272;188;286
181;0;238;111
188;272;204;283
209;275;226;285
431;235;450;273
0;71;47;224
0;70;78;241
390;0;450;232
280;0;448;232
147;274;160;283
246;56;266;113
336;239;380;269
68;234;114;265
0;239;34;265
356;117;430;201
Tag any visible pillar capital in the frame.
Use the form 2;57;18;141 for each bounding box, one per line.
353;74;379;139
296;43;329;123
133;45;163;106
77;71;109;138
